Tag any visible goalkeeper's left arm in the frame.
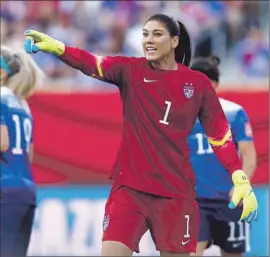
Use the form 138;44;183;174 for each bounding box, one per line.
198;74;258;223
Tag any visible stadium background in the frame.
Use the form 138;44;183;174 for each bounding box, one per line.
1;1;269;256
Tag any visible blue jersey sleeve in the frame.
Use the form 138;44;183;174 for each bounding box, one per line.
0;101;8;126
232;108;253;142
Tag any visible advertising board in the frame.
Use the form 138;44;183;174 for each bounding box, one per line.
28;186;269;256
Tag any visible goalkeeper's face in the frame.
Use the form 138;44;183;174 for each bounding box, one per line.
142;20;178;63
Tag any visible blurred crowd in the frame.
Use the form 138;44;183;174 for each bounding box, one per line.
1;0;269;90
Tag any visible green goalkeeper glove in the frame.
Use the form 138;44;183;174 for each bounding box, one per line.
24;29;65;56
229;170;258;223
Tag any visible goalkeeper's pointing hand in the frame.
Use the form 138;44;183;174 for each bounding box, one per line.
24;29;65;56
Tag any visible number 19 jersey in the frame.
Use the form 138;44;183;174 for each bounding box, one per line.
0;87;35;204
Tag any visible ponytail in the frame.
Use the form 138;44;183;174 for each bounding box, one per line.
1;46;45;98
175;21;192;67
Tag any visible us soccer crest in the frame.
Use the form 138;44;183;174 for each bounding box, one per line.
103;215;110;231
183;83;194;99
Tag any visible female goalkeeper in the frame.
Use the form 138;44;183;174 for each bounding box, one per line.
24;14;258;257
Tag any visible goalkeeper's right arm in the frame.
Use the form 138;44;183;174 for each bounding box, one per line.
24;29;129;86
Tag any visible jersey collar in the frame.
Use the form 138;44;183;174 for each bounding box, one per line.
1;86;14;96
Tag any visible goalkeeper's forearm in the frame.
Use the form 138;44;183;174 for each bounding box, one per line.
210;140;243;176
59;46;102;78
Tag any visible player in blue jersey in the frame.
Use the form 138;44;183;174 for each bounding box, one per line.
0;46;45;257
189;56;257;257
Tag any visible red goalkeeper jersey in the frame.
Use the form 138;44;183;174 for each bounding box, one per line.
60;47;242;200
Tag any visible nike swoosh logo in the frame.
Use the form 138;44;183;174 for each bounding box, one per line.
232;242;243;248
181;239;190;246
144;78;157;83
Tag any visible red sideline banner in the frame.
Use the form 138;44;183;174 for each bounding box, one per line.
28;90;269;185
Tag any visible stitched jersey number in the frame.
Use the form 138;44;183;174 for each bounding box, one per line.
227;221;245;242
227;222;251;251
12;114;32;154
184;214;190;238
195;133;213;155
159;101;172;125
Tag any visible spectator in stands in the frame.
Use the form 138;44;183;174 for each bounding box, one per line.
1;1;268;88
233;23;269;78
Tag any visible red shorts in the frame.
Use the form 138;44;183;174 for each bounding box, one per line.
102;185;199;253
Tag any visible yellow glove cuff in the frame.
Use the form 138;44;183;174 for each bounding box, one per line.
54;41;65;56
232;170;250;185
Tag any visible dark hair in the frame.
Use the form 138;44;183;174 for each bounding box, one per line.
146;14;192;67
190;55;220;82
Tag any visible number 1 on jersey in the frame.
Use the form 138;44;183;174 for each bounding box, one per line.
12;115;23;154
184;214;190;238
159;101;172;125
